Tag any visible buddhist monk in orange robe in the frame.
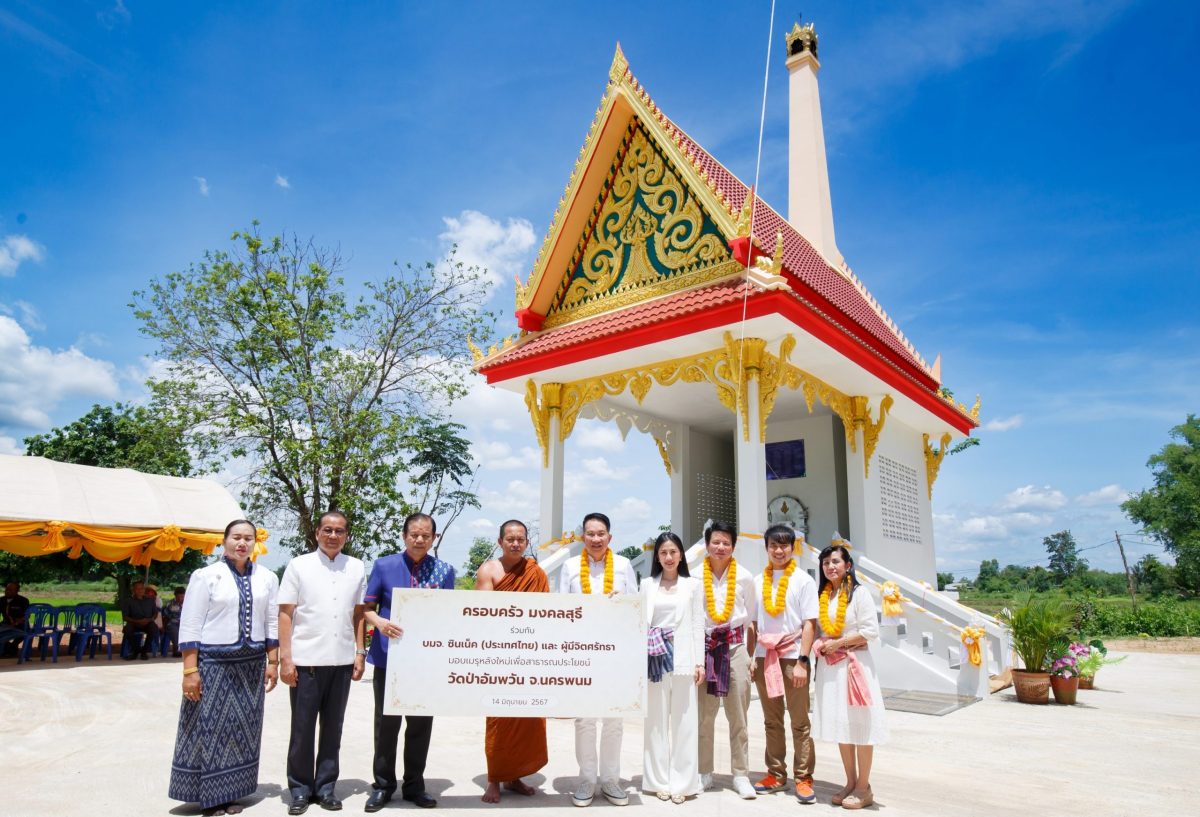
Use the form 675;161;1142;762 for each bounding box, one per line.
475;520;550;803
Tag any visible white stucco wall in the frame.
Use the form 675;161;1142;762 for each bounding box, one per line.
680;427;734;546
867;414;937;585
764;413;848;552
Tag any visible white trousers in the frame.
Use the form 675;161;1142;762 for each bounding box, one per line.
642;674;700;796
575;717;623;783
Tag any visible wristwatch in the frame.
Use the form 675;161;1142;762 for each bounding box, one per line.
797;656;811;666
355;649;368;657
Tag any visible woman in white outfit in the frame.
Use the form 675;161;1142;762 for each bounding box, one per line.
640;532;705;804
812;540;888;810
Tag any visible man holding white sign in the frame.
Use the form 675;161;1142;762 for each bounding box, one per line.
474;519;549;804
361;513;456;813
558;512;638;808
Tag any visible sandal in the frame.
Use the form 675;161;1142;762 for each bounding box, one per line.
201;808;226;817
224;804;244;815
831;784;855;806
671;794;686;805
656;791;671;801
842;788;874;810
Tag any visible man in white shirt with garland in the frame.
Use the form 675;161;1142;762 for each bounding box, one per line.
696;520;759;800
751;524;818;804
558;512;638;808
278;510;367;815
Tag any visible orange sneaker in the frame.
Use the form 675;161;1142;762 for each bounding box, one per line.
753;774;787;794
794;778;816;804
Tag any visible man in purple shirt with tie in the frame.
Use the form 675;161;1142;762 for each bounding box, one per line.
362;513;456;812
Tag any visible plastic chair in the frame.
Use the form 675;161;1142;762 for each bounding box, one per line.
17;604;61;663
73;604;113;661
53;605;78;655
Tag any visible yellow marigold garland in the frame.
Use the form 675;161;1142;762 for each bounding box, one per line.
580;547;613;594
761;560;797;617
818;579;851;636
703;557;737;623
961;625;986;667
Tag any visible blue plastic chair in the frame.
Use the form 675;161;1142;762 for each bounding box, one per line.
54;605;78;655
73;604;113;661
17;604;61;663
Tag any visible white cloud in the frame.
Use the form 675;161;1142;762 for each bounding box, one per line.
573;422;626;451
0;434;21;455
1076;484;1129;508
472;439;539;470
612;496;652;524
0;300;44;331
194;176;209;197
0;315;120;430
275;174;291;189
439;209;536;289
0;234;46;276
999;484;1067;512
450;373;531;435
97;1;131;29
468;518;496;534
984;414;1024;432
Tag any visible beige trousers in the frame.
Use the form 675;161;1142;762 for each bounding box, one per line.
753;656;815;781
697;646;751;778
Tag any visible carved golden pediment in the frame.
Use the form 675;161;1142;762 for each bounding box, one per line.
543;121;732;328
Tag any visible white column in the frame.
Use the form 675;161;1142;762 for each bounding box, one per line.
734;380;768;576
786;48;842;267
843;428;883;560
539;412;565;544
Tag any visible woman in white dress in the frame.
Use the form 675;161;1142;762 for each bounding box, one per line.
813;540;887;810
640;532;705;804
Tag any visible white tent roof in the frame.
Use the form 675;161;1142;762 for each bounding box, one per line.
0;454;244;532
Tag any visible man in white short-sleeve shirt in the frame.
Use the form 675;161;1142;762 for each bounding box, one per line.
751;524;819;803
278;510;367;814
559;512;638;808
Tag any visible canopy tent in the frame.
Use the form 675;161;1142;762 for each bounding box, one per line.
0;455;268;565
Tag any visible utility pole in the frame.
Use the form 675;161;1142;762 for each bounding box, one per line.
1115;531;1137;611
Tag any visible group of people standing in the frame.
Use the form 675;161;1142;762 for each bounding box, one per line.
166;510;886;817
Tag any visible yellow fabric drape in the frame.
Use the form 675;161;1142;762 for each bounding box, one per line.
0;520;269;564
960;625;985;667
879;580;904;618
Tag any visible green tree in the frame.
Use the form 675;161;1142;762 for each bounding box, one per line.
936;572;955;591
618;546;642;561
6;403;202;594
1122;415;1200;595
1044;530;1086;584
132;226;492;559
461;536;496;582
1133;554;1177;597
976;558;1000;591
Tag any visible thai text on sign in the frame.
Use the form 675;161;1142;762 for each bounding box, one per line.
382;588;645;718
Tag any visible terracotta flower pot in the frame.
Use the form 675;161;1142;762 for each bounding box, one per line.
1011;669;1050;704
1050;675;1079;705
1078;674;1095;689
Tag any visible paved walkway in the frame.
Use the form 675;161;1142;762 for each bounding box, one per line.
1;651;1195;817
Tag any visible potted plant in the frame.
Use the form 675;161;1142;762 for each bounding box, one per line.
1076;639;1126;689
997;596;1074;704
1048;644;1080;704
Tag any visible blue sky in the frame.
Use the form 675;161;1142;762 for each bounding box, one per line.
1;1;1196;577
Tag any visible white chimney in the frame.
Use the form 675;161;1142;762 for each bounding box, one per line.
785;23;843;267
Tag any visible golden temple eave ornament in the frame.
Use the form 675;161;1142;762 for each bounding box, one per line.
923;432;954;499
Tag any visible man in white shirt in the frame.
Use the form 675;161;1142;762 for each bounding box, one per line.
696;521;759;800
278;511;367;815
751;524;818;803
558;512;638;808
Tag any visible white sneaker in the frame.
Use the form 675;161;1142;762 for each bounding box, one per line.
733;777;758;800
700;774;713;792
601;780;629;807
572;780;595;807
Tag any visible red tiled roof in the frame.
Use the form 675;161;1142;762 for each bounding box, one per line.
482;279;757;369
663;120;932;380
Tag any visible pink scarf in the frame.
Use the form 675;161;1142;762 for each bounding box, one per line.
815;637;872;706
756;630;803;699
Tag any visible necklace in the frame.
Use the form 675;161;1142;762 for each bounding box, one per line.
579;548;613;594
761;560;797;617
819;579;851;636
703;557;737;623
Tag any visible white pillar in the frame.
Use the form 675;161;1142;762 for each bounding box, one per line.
734;380;768;576
786;44;842;267
539;412;565;544
843;428;883;560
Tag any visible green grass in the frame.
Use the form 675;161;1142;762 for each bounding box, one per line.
25;591;124;627
959;591;1200;637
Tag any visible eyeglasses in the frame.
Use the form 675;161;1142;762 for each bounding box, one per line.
319;527;348;536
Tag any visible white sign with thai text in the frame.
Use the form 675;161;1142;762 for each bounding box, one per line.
382;588;645;718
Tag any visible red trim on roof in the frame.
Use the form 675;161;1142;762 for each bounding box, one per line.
482;282;975;434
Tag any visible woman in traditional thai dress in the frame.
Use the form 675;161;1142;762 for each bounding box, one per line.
640;532;705;804
812;540;887;810
169;519;280;816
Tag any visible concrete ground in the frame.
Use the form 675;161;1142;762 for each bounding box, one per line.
1;650;1196;817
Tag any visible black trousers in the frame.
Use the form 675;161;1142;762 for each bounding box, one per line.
287;664;353;799
122;620;159;654
372;670;432;797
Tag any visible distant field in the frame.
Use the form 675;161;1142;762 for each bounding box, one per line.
959;592;1200;637
25;587;124;627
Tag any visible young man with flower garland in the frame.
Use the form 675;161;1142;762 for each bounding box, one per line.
751;524;819;803
558;512;639;808
695;521;759;800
